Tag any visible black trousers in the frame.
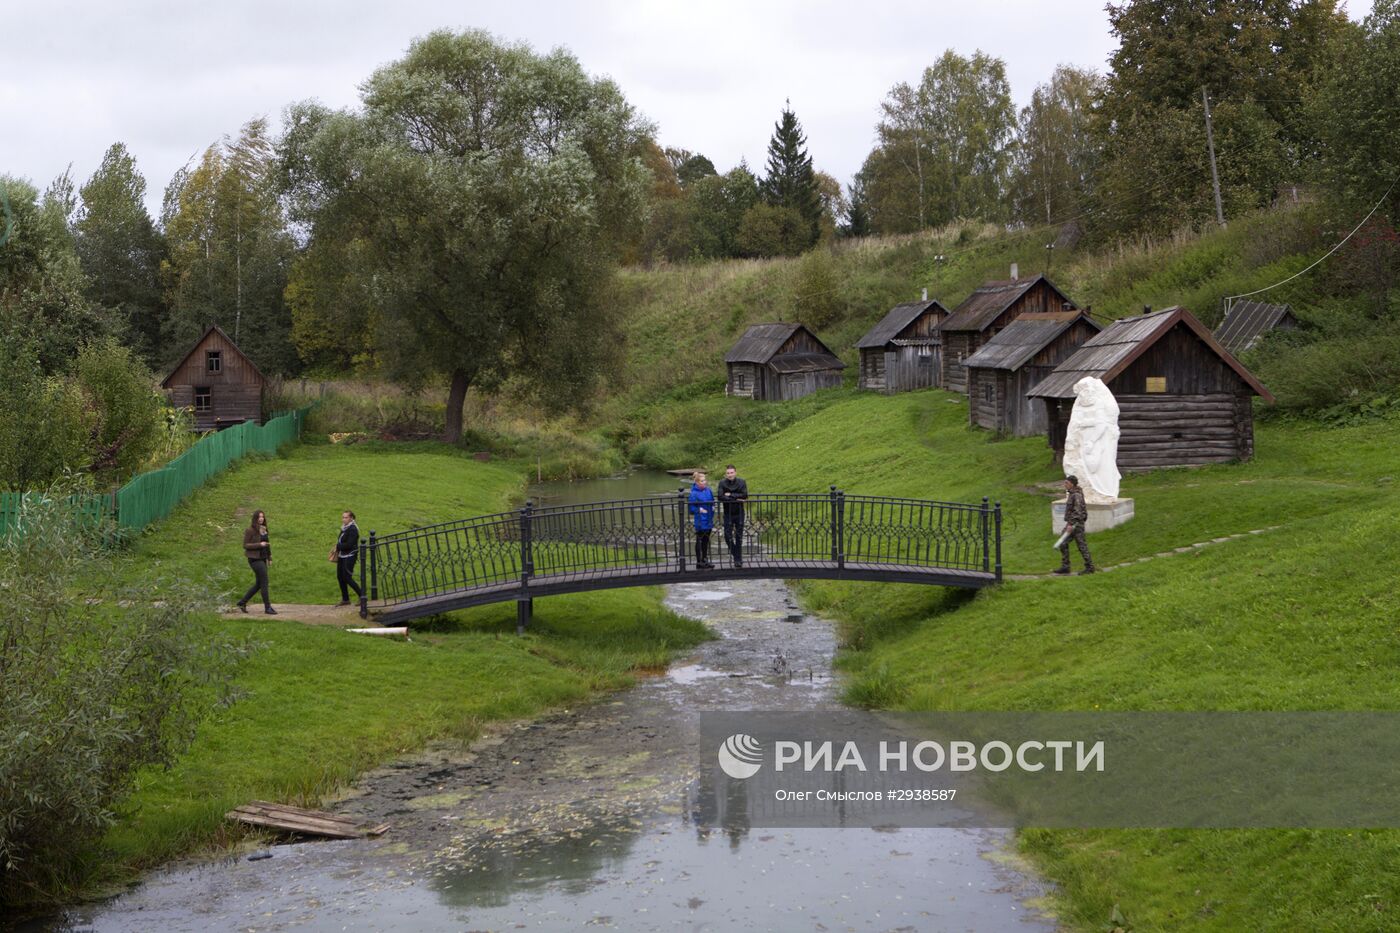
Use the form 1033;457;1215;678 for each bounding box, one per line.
695;530;712;567
723;512;744;563
338;555;364;602
240;558;270;608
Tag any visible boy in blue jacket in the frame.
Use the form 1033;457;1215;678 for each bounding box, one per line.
689;471;716;569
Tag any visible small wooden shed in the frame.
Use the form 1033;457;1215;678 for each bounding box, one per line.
1213;300;1299;354
939;274;1078;394
964;310;1101;436
724;323;846;401
1027;306;1274;471
856;298;949;392
161;324;265;431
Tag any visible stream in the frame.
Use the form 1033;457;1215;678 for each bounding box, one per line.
35;470;1055;932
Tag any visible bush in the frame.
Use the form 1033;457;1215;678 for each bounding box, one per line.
0;493;243;906
71;339;166;481
0;342;90;490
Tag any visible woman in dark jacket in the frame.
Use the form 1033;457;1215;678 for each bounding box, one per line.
237;510;277;614
688;471;716;570
334;510;364;607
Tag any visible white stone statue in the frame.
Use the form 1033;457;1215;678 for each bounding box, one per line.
1063;377;1122;502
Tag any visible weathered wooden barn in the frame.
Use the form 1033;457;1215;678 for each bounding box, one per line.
724;323;846;401
964;310;1101;436
856;298;949;392
938;274;1078;394
1027;306;1274;470
161;325;265;431
1213;300;1299;354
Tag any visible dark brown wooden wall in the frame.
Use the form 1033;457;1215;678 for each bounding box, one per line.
858;349;887;390
164;330;264;429
1114;325;1245;396
727;362;762;399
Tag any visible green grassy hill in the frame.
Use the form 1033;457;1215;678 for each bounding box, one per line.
602;200;1394;467
726;391;1400;931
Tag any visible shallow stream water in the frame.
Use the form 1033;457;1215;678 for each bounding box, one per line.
32;472;1054;932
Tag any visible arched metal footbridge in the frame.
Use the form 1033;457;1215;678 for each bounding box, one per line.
357;489;1002;631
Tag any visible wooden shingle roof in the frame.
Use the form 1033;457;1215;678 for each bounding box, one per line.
1214;301;1298;353
1027;306;1274;401
939;274;1074;334
856;299;947;349
963;311;1100;372
724;322;842;369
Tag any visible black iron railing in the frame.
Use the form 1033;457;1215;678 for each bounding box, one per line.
359;490;1002;619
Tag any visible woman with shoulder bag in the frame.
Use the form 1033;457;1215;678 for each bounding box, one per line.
237;510;277;614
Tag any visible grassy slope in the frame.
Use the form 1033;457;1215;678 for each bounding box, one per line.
726;391;1400;931
100;441;708;882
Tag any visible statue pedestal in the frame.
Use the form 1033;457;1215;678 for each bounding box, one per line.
1052;497;1135;534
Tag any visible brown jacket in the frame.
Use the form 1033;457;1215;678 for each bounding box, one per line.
243;525;270;561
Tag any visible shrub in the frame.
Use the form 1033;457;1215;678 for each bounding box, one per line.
0;341;90;490
71;339;165;482
0;493;243;906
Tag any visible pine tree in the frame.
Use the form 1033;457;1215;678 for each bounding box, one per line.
759;102;821;248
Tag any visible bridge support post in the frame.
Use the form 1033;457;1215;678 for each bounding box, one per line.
518;503;533;635
981;497;990;574
994;502;1003;582
368;530;378;601
358;534;369;619
676;488;688;572
830;486;845;569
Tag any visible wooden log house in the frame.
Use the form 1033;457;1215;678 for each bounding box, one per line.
855;297;949;392
1213;300;1299;354
1027;306;1274;470
963;310;1101;436
938;273;1078;394
160;324;266;431
724;322;846;401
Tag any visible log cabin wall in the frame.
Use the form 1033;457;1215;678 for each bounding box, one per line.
943;333;975;393
727;362;761;399
1111;393;1250;469
858;349;887;390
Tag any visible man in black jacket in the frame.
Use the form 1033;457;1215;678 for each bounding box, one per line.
718;464;749;568
336;510;365;606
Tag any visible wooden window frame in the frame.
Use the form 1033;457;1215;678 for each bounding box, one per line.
206;350;222;374
194;387;212;412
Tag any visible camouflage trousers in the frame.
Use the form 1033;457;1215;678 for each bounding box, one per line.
1059;522;1094;571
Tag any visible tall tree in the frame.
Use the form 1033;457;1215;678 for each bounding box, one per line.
0;177;112;372
162;119;296;372
1091;0;1348;236
75;143;165;362
863;50;1016;234
280;30;650;442
1011;66;1103;225
1307;0;1400;217
759;103;822;248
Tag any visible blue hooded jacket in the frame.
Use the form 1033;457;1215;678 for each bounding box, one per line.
688;483;715;532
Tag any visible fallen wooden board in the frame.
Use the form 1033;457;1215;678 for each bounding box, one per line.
347;626;408;636
226;801;389;839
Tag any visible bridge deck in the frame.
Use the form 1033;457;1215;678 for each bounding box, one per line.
373;559;996;624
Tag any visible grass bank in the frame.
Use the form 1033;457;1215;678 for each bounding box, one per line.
726;390;1400;931
90;441;708;893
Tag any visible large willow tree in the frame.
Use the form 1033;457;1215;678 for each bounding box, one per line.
281;30;651;442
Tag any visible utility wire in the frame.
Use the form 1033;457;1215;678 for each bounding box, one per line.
1223;173;1400;308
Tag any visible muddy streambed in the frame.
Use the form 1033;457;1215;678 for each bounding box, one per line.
43;578;1054;932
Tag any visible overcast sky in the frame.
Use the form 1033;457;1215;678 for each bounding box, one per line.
3;0;1376;218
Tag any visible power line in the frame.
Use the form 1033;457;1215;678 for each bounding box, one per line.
1223;174;1400;309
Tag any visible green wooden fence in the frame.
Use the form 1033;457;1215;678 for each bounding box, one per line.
0;406;312;537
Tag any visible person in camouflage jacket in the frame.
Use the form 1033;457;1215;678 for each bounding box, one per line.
1055;475;1096;575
